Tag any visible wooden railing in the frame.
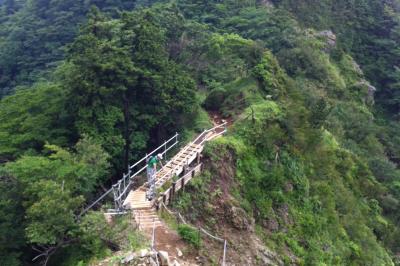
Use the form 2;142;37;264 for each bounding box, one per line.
154;163;203;209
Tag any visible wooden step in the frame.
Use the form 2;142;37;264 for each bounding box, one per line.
130;204;152;210
140;221;162;226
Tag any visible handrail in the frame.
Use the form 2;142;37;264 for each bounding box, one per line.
160;201;227;266
113;133;180;207
80;133;180;215
79;123;227;216
171;122;227;175
79;188;113;216
130;133;178;171
157;122;227;186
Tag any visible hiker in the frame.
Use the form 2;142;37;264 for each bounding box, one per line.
146;153;163;200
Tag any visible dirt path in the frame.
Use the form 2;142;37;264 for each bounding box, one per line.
208;111;233;127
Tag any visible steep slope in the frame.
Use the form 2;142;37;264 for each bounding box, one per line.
169;47;397;264
0;1;399;265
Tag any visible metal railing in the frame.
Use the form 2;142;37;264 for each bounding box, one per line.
80;133;179;216
157;122;227;187
160;202;228;266
80;122;227;216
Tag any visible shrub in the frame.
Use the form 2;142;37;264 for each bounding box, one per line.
177;224;201;248
203;87;227;111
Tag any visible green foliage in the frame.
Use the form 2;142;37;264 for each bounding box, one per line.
253;51;287;97
4;135;110;196
0;173;24;266
177;224;201;248
0;136;110;263
0;0;399;264
0;82;72;160
63;8;197;169
25;180;84;245
190;107;213;132
0;0;138;97
274;0;400;114
203;87;227;111
278;40;346;95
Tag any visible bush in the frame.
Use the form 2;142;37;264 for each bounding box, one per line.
203;87;227;111
177;224;201;248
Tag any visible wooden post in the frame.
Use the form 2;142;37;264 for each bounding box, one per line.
163;194;166;205
169;187;173;205
183;164;187;175
172;182;176;199
181;176;185;192
197;152;201;165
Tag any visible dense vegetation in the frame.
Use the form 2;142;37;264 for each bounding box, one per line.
0;0;399;265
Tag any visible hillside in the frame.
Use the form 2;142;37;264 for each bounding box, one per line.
0;1;399;265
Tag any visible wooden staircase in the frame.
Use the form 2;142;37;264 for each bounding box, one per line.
154;143;203;189
124;187;151;210
135;209;162;231
123;123;227;232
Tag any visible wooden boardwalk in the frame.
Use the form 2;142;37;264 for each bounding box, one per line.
123;124;226;230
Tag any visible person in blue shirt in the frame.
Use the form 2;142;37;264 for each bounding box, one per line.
146;153;163;200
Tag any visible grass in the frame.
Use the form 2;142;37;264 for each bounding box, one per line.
178;224;202;249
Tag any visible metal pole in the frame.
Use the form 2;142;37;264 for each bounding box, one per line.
164;141;167;160
152;218;156;250
123;174;126;193
112;185;118;210
222;240;227;266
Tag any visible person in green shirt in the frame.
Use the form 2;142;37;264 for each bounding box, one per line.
146;153;163;200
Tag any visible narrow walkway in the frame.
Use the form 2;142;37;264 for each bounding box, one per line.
123;124;226;238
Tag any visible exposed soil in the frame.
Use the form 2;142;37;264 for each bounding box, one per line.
170;151;285;265
153;225;198;265
208;110;234;128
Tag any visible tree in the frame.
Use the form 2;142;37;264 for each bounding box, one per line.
0;173;25;266
0;0;139;97
64;8;197;172
0;82;73;161
1;136;110;264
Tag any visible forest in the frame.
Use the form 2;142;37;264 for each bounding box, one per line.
0;0;399;265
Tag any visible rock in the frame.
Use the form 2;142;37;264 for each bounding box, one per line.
149;257;158;266
121;252;136;264
148;251;157;258
140;249;149;257
158;251;170;266
351;60;364;75
176;248;183;257
357;80;377;103
316;30;337;48
284;182;293;193
259;0;274;8
104;213;114;225
262;216;279;232
276;204;293;226
255;239;285;266
171;260;181;266
225;205;253;231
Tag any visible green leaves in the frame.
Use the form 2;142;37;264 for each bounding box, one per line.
65;9;197;168
25;180;83;245
4;135;110;195
0;135;110;264
253;51;287;97
0;174;24;266
0;82;71;160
